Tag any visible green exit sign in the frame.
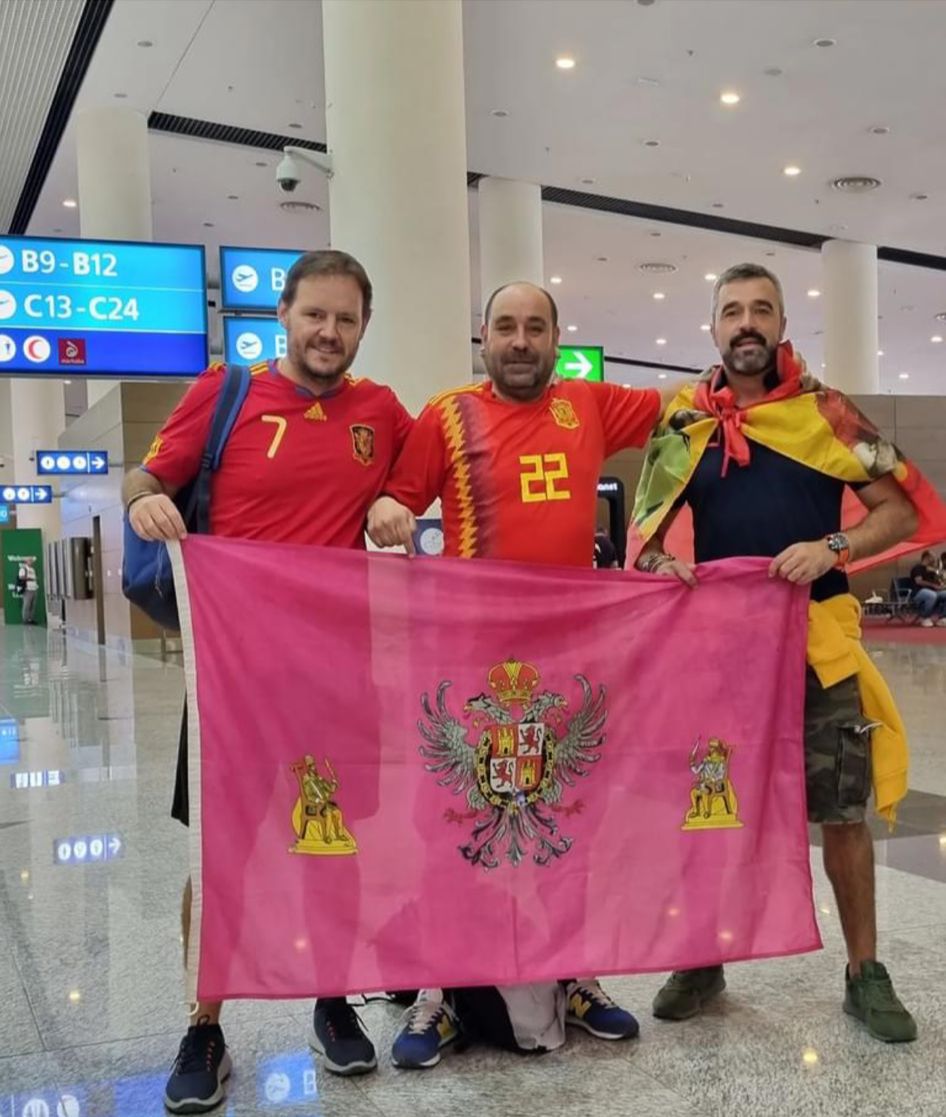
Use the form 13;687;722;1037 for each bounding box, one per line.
555;345;604;381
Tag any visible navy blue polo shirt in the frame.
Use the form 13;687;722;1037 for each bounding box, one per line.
681;439;852;602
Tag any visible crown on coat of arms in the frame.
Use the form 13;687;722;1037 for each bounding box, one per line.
488;659;540;704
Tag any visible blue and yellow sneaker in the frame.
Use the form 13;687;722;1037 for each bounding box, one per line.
391;996;458;1069
565;979;640;1040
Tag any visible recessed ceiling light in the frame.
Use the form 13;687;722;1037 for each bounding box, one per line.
580;178;596;187
203;221;215;227
711;202;725;209
877;349;884;356
62;198;77;208
813;37;836;48
68;990;82;1003
807;289;821;298
254;161;267;167
901;305;916;312
832;176;882;193
763;66;783;77
136;39;153;47
636;75;661;86
639;262;676;274
657;372;668;379
655;337;667;345
556;56;576;70
227;194;239;201
700;323;711;331
898;372;910;380
653;291;666;300
567;324;578;332
868;125;890;135
910;192;929;201
704;273;717;281
63;379;72;385
279;200;320;213
649;230;662;238
643;139;661;148
720;91;741;106
288;122;303;129
783;165;802;177
113;92;127;99
550;276;563;285
490;109;510;118
932;335;943;343
595;255;608;262
935;312;946;321
52;227;62;233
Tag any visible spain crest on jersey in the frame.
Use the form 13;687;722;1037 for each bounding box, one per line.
350;424;375;465
418;658;607;870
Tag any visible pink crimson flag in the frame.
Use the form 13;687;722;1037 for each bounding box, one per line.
171;538;820;1002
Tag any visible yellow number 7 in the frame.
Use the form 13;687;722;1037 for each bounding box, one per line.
261;415;287;459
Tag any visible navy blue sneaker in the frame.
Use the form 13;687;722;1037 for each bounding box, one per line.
565;980;640;1040
164;1023;232;1113
310;998;377;1076
391;997;458;1069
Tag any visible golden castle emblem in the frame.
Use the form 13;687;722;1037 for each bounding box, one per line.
682;737;743;831
288;755;357;855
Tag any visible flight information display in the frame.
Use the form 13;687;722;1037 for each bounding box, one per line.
0;235;208;376
219;245;304;312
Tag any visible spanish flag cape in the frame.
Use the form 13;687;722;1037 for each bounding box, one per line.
631;341;946;573
630;341;946;825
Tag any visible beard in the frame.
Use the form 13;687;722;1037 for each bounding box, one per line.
485;349;557;401
720;332;777;378
290;341;355;388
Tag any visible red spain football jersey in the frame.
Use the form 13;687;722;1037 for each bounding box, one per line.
142;361;413;547
384;379;661;566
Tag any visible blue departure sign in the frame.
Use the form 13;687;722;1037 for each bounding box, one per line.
1;484;52;504
220;245;304;312
37;449;108;475
0;235;208;376
223;315;286;364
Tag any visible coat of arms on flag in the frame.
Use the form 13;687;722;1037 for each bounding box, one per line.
418;658;606;871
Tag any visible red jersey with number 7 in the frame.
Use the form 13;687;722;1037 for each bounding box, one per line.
141;361;413;547
382;379;661;566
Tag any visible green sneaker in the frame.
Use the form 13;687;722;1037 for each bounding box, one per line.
653;966;726;1021
843;961;917;1043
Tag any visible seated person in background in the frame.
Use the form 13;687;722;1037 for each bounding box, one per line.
909;550;946;627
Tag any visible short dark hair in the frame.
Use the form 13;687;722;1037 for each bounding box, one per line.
711;262;784;322
279;249;373;318
483;282;558;329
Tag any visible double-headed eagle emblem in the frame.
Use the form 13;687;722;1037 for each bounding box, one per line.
418;658;607;870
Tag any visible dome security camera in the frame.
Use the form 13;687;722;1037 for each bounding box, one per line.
276;153;302;193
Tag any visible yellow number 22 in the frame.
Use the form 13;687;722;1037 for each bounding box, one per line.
519;453;571;503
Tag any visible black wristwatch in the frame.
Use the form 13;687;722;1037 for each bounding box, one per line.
824;531;851;568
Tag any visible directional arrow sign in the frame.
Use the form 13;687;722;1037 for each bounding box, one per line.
36;449;108;475
1;485;52;504
555;345;604;382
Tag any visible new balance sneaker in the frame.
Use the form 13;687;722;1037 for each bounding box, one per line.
164;1023;232;1114
652;966;726;1021
391;996;458;1068
565;980;640;1040
310;998;378;1075
844;961;917;1043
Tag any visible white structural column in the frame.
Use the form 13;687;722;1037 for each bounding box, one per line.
477;176;544;308
76;106;154;406
321;0;471;415
821;239;879;394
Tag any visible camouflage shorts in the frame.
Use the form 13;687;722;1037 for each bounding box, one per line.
804;669;873;824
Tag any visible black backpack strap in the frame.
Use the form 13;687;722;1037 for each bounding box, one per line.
192;364;252;534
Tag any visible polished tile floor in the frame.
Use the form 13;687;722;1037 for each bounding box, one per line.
1;622;944;1117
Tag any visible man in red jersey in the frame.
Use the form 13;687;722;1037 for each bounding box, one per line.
123;250;412;1111
368;281;670;1068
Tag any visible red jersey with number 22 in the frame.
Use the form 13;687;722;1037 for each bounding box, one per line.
384;379;660;566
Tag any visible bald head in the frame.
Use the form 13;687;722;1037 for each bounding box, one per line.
481;281;560;402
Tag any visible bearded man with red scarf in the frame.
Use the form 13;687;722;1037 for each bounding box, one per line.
634;262;946;1044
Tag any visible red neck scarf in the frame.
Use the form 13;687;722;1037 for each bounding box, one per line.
693;341;804;475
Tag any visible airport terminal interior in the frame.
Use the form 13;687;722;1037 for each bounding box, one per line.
2;1;946;1115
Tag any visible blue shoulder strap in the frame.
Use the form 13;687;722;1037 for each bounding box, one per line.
192;364;252;532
